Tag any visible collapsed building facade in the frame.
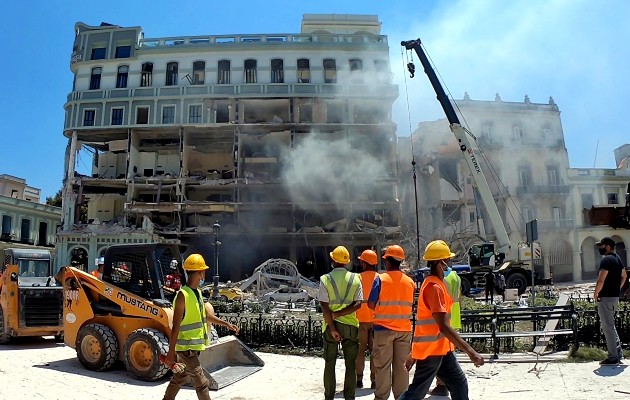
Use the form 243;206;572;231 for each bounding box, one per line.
57;15;401;280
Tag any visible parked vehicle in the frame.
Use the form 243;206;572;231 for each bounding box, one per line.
262;286;310;302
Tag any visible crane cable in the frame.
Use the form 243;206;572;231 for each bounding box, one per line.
401;46;422;271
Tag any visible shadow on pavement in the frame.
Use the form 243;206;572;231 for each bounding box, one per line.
0;336;65;350
593;364;627;376
32;357;170;387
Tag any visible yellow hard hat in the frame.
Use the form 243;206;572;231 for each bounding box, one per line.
423;240;456;261
183;254;209;271
382;245;405;261
358;249;378;265
330;246;350;264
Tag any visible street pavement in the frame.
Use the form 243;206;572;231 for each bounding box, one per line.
1;337;629;399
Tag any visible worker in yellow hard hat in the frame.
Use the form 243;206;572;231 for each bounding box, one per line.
318;245;363;400
367;244;415;400
162;254;240;400
398;241;483;400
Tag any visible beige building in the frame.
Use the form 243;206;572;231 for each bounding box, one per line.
401;94;576;281
0;174;61;250
567;143;630;280
58;15;400;278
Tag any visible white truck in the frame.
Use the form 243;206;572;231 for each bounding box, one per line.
401;39;551;294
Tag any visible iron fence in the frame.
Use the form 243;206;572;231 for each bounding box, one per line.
214;304;630;353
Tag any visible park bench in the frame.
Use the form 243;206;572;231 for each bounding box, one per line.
460;299;578;359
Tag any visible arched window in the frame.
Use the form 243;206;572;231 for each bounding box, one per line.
116;65;128;88
244;59;257;83
297;58;310;83
323;59;336;83
271;59;283;83
166;62;178;86
193;61;205;84
90;67;102;90
217;60;230;84
141;62;153;87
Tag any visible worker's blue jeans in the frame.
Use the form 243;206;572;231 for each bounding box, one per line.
398;351;469;400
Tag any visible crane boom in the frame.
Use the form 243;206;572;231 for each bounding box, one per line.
401;39;512;258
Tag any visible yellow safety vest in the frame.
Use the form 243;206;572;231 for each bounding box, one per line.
321;269;360;331
175;286;209;351
443;271;461;330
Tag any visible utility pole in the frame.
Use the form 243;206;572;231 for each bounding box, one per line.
212;221;221;299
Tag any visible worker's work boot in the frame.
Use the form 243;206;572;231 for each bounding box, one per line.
356;379;363;388
428;383;449;396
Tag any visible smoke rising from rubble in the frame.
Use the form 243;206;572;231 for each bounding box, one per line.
281;134;390;214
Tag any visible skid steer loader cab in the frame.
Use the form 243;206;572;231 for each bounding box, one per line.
60;243;263;386
0;248;63;344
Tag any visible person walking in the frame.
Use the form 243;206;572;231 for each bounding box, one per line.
355;249;378;389
398;240;484;400
318;245;363;400
367;245;415;400
594;236;627;365
428;248;462;397
162;254;240;400
484;269;495;304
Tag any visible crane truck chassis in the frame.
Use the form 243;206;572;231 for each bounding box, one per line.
401;38;551;295
58;243;263;388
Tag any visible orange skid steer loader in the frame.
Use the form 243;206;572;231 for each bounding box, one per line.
0;248;63;343
58;243;263;388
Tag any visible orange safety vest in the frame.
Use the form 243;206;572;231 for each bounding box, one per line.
357;270;378;323
373;270;415;331
91;270;102;279
412;275;455;360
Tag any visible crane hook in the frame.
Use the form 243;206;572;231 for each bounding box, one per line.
407;62;416;78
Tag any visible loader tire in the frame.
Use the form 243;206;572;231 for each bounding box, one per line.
124;328;170;381
0;306;11;344
76;323;118;371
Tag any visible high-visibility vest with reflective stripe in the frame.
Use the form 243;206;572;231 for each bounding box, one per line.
373;270;415;332
412;275;455;360
175;286;209;351
357;270;377;323
321;269;361;331
443;271;462;329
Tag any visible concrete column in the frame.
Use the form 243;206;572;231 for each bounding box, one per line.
62;132;78;230
572;250;582;282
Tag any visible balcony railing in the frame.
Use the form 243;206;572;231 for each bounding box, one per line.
66;83;398;103
536;219;574;231
515;184;570;195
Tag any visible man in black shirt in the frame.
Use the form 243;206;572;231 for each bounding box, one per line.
593;236;627;365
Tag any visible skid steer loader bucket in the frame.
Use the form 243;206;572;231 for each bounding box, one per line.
198;335;265;390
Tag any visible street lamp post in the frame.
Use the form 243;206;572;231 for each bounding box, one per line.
212;221;221;300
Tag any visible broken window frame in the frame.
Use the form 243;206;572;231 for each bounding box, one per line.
217;60;230;84
297;58;310;83
89;67;102;90
192;60;205;85
136;106;149;124
323;58;336;83
271;58;284;83
83;109;96;126
116;65;129;88
244;59;257;83
188;104;202;123
141;62;153;87
162;105;176;124
374;59;389;83
166;62;179;86
349;58;363;83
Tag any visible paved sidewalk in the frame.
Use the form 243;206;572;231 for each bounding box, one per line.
0;338;629;399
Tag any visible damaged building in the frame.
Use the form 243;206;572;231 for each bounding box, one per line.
57;15;401;280
399;94;577;281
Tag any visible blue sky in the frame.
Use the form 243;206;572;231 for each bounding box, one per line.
1;0;628;201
